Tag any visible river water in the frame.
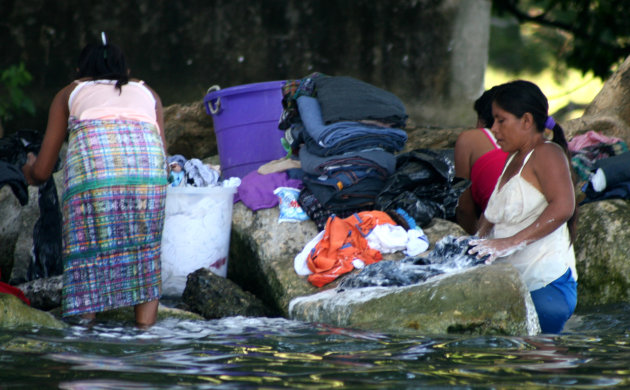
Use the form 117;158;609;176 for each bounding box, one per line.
1;302;629;389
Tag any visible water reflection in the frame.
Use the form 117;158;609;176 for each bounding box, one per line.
1;308;629;388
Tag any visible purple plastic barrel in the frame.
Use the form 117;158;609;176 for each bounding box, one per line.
204;80;286;179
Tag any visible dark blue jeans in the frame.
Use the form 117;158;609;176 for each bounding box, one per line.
530;268;577;334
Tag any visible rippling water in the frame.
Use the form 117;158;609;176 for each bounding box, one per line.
2;304;630;389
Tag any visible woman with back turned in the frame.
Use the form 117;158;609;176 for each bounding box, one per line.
22;33;168;327
468;80;578;334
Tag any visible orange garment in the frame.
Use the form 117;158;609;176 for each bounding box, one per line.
307;211;397;287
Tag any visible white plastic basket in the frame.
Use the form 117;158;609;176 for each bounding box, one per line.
160;185;237;297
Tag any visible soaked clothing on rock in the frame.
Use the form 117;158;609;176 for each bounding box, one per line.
306;211;397;287
338;235;486;289
484;147;577;333
62;80;167;316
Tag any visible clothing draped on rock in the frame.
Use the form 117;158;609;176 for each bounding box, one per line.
569;132;628;182
565;131;630;204
337;235;486;290
0;270;30;305
581;150;630;203
306;211;396;287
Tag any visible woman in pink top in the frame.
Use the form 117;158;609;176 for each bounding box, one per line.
22;35;168;327
455;87;508;234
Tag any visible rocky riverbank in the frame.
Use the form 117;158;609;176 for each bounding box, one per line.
3;56;630;334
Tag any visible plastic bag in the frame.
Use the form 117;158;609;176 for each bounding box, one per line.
274;187;309;223
375;149;469;227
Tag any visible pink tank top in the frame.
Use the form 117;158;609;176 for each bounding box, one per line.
68;80;157;125
470;128;508;211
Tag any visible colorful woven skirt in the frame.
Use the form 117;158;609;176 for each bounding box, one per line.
61;118;167;316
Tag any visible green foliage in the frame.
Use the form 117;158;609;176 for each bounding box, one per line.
488;19;550;75
493;0;630;78
0;63;36;123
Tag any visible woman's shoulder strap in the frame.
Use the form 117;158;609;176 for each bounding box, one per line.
480;128;500;149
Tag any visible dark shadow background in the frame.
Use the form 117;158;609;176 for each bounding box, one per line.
1;0;457;133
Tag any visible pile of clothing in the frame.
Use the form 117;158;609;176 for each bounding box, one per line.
568;131;630;204
167;154;237;188
275;74;470;287
279;73;408;229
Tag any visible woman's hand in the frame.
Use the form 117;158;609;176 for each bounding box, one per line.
467;237;526;264
21;152;37;185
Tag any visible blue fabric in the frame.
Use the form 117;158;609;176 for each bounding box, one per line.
313;75;408;128
530;268;577;334
299;144;397;175
581;180;630;204
297;95;327;141
302;129;405;156
297;96;407;154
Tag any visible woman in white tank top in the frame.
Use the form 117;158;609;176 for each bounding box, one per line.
468;80;578;334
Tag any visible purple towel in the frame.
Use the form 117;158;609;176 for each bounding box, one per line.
235;171;303;211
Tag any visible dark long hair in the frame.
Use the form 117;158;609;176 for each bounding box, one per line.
493;80;578;243
76;41;129;93
473;85;500;128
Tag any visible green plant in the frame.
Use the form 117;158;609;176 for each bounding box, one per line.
0;62;36;123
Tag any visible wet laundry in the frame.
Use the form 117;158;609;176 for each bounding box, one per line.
297;210;430;287
337;235;487;290
304;210;396;287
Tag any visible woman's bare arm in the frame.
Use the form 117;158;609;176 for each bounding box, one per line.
22;84;73;185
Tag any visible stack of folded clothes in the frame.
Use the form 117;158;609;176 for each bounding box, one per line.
279;73;408;230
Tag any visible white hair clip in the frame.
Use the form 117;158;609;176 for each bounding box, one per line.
101;32;107;46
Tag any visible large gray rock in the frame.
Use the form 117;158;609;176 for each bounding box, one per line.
0;293;66;329
227;201;539;335
564;54;630;140
289;263;540;335
183;268;275;319
0;185;24;282
228;203;320;315
573;199;630;308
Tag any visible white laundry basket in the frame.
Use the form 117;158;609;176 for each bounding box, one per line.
160;185;237;297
